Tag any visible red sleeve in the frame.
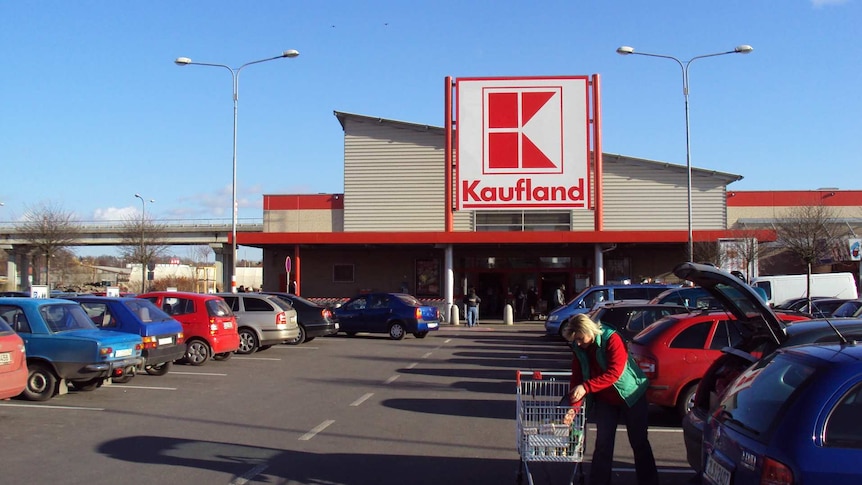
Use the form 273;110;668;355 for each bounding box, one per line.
570;350;584;389
583;333;627;394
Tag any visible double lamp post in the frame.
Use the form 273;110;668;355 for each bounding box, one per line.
175;50;299;292
616;44;753;262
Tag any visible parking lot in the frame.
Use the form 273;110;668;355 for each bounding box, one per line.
1;324;697;485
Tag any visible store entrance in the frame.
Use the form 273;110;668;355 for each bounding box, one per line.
540;272;569;313
476;272;504;318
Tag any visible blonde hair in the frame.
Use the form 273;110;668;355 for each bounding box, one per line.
561;313;603;341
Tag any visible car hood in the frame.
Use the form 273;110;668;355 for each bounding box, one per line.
673;262;786;346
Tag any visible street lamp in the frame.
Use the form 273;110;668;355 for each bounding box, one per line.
616;45;753;261
174;49;299;293
134;193;154;293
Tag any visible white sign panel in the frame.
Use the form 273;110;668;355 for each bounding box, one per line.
30;285;49;298
456;76;590;210
849;238;861;261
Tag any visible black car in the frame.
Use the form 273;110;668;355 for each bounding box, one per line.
586;301;689;341
673;262;862;477
262;292;339;344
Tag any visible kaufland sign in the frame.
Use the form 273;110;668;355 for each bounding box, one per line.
456;76;590;210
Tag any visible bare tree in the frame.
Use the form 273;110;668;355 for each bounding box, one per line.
692;241;724;267
118;214;170;293
17;202;81;287
774;204;843;300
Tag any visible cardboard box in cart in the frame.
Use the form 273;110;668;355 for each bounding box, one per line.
751;272;858;306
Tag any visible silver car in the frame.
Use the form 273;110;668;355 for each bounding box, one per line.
216;293;299;354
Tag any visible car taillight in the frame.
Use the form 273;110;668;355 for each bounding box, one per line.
210;323;218;334
142;336;158;349
633;354;657;379
762;457;793;485
99;347;113;357
135;343;143;351
415;308;422;319
322;308;332;320
276;312;288;329
177;332;184;343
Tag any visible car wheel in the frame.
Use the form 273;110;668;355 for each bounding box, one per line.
75;377;106;390
258;345;272;352
212;352;233;361
237;328;259;354
145;361;172;376
286;325;307;345
185;339;211;366
677;382;698;419
23;363;57;401
389;322;406;340
413;331;429;339
305;336;316;343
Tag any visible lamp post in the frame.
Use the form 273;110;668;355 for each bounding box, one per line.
616;45;753;262
134;193;154;293
174;50;299;293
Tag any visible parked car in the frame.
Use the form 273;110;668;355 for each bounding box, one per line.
586;300;689;342
798;297;852;318
702;342;862;485
68;296;185;381
670;262;862;478
261;292;339;344
545;283;678;337
650;284;768;311
0;298;143;401
215;293;299;354
0;316;28;399
628;308;808;418
334;292;440;340
829;299;862;318
137;292;239;366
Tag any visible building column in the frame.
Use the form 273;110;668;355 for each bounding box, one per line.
594;244;605;286
5;246;32;291
209;243;228;293
444;244;455;324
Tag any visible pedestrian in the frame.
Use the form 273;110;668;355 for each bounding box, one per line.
526;287;538;320
560;314;659;485
554;283;566;310
463;287;481;327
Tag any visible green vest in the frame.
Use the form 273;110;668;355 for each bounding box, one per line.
572;327;648;408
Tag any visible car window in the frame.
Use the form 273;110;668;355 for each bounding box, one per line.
709;320;744;350
615;288;650;300
39;304;97;332
243;297;274;312
825;383;862;448
206;299;233;318
79;302;117;328
0;306;31;333
124;299;170;322
346;297;368;310
581;289;609;308
162;297;196;316
670;321;711;349
718;353;814;441
369;295;390;309
222;296;239;311
0;316;12;334
596;308;633;329
627;308;680;334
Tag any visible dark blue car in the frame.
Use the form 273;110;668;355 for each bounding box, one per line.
0;298;143;401
703;342;862;484
69;296;185;381
334;292;440;340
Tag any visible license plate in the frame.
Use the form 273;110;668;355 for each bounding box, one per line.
704;455;731;485
428;322;438;329
223;322;233;329
114;349;133;358
334;323;340;330
158;337;173;346
0;352;11;365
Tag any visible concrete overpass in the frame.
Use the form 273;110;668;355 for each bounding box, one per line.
0;219;263;291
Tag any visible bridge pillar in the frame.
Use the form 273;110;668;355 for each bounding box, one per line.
3;246;31;291
209;243;231;293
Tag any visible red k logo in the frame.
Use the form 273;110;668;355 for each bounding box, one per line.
484;87;563;174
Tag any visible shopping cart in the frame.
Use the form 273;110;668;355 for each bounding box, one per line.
516;370;586;485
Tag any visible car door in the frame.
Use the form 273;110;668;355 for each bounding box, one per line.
338;296;370;332
365;294;392;333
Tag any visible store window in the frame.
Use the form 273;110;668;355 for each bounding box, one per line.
333;264;354;283
475;211;571;231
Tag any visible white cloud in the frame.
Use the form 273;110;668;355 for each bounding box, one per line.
92;206;137;221
811;0;850;7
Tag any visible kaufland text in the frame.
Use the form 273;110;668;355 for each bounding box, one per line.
461;178;585;203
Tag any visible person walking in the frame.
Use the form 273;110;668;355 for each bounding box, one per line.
560;314;659;485
554;283;566;310
463;287;481;327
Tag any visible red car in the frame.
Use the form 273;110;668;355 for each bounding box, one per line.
627;309;808;418
0;316;27;399
137;292;239;366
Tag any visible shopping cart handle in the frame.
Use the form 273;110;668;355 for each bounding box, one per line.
533;371;542;380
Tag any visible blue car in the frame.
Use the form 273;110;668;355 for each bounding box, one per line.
703;342;862;485
334;292;440;340
69;296;185;381
0;298;143;401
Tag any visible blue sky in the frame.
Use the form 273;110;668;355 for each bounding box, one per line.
2;1;860;256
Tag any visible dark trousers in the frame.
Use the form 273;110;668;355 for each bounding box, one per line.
589;394;659;485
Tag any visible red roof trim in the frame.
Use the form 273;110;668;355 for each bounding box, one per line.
263;194;344;210
727;190;862;207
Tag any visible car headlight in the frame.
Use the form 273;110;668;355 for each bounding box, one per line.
548;315;559;322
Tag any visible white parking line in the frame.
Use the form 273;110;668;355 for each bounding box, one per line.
0;402;104;411
350;393;374;407
421;352;433;359
384;375;399;384
230;464;268;485
104;385;177;391
169;371;228;376
406;362;418;369
299;420;335;441
233;357;282;361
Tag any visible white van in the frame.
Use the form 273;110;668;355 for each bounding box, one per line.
751;272;859;306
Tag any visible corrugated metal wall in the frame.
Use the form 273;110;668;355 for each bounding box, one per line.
602;157;728;230
343;119;446;231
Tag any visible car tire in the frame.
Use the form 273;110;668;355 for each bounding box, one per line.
305;336;316;343
286;325;307;345
258;345;273;352
184;339;211;366
145;362;172;376
677;382;698;419
74;377;105;390
23;363;57;401
389;322;406;340
212;352;233;361
413;331;428;339
237;328;259;354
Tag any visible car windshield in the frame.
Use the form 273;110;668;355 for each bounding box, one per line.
717;352;815;441
40;304;98;332
123;299;172;323
396;294;422;306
